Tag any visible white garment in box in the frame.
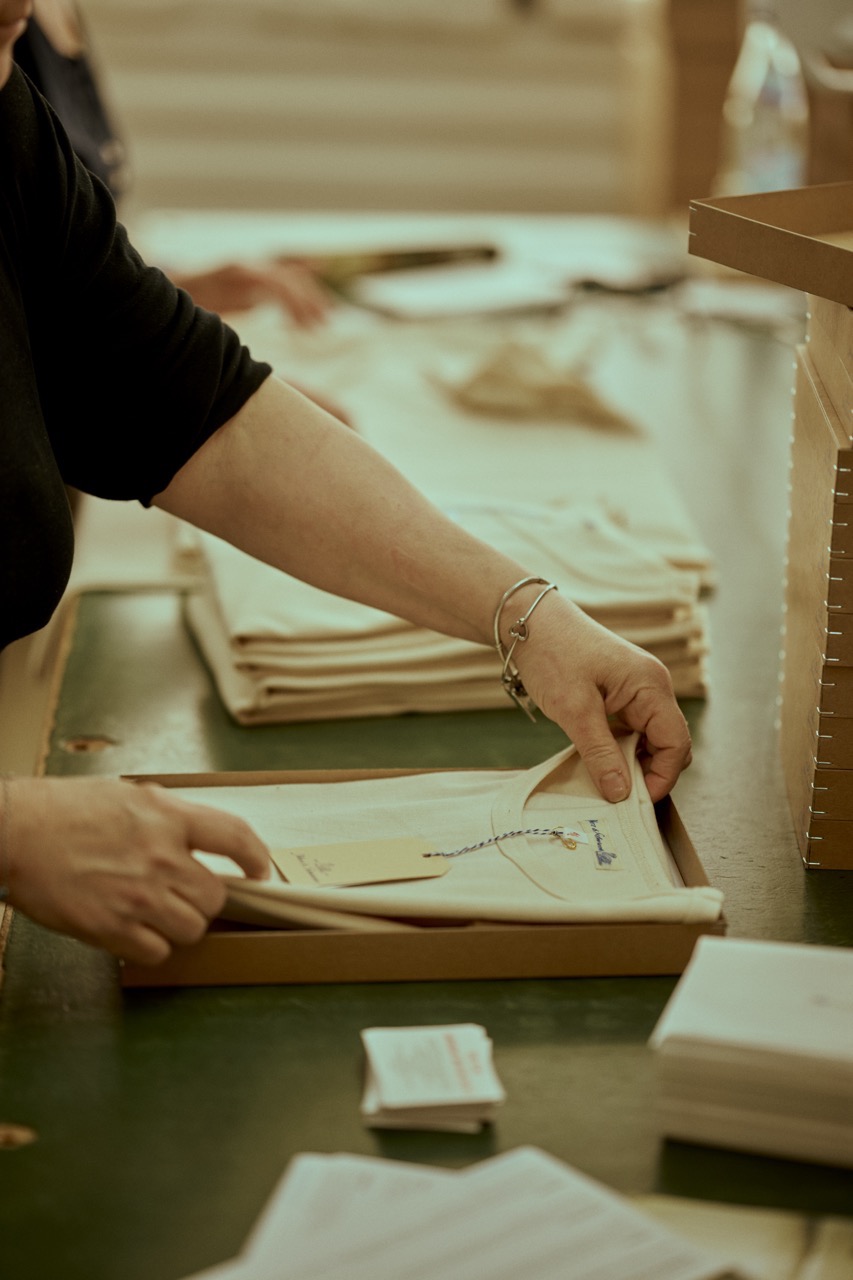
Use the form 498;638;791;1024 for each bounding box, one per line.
188;735;722;928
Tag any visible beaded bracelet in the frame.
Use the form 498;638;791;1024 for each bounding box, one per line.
492;577;558;721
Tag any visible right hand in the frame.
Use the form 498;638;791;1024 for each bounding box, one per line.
4;777;270;965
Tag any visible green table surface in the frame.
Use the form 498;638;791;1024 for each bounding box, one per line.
3;298;853;1280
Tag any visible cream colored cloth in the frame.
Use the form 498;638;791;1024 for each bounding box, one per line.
188;735;722;928
186;501;709;723
227;305;717;587
432;340;633;425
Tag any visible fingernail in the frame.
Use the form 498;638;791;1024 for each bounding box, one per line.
601;770;629;803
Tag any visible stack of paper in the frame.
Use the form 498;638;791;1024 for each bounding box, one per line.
186;500;710;724
184;1146;740;1280
360;1024;505;1132
650;935;853;1167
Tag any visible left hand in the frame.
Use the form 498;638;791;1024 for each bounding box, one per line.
510;591;692;803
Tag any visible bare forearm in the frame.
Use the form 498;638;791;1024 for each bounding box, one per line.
155;375;526;646
155;375;692;803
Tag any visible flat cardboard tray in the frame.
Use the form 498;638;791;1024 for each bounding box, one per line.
689;183;853;306
119;766;724;988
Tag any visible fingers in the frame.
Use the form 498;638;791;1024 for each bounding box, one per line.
7;777;271;966
556;683;692;804
103;787;271;960
638;742;693;804
563;694;691;804
615;679;693;803
559;694;632;803
167;793;271;880
512;597;692;803
103;886;224;967
102;923;173;968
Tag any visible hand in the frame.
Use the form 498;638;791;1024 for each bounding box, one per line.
511;592;692;803
172;260;333;327
5;777;270;964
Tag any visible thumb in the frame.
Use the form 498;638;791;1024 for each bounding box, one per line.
566;701;631;804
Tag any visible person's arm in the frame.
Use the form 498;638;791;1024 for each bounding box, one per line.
3;777;270;965
154;375;691;805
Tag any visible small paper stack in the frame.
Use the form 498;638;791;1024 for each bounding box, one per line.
360;1023;506;1132
650;935;853;1167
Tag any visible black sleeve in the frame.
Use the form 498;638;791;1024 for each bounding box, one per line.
1;68;272;504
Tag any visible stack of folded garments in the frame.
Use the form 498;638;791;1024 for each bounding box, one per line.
185;500;710;725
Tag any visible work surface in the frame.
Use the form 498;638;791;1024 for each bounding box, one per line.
2;215;853;1280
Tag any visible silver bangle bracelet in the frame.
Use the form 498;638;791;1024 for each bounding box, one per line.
492;577;558;721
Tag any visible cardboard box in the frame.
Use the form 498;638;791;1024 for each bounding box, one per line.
785;352;852;660
808;293;853;364
118;766;723;988
814;714;853;767
688;186;853;868
803;815;853;869
780;352;853;866
807;295;853;433
689;183;853;307
827;560;853;614
818;664;853;715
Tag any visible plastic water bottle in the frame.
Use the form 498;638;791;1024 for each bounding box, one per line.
713;2;810;196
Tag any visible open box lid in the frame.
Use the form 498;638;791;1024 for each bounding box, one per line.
689;182;853;306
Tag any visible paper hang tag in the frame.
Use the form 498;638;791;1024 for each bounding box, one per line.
271;838;449;888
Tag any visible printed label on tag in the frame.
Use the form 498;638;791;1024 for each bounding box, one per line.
271;838;449;887
580;818;620;868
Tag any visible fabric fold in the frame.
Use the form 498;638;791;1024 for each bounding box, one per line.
186;500;711;724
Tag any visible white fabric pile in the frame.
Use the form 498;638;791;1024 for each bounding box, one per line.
186;499;709;725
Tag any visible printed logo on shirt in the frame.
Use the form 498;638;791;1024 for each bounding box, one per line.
580;818;620;869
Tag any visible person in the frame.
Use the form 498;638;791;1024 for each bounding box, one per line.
15;0;332;326
0;0;692;967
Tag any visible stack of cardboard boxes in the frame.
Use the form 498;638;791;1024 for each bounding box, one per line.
689;183;853;869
